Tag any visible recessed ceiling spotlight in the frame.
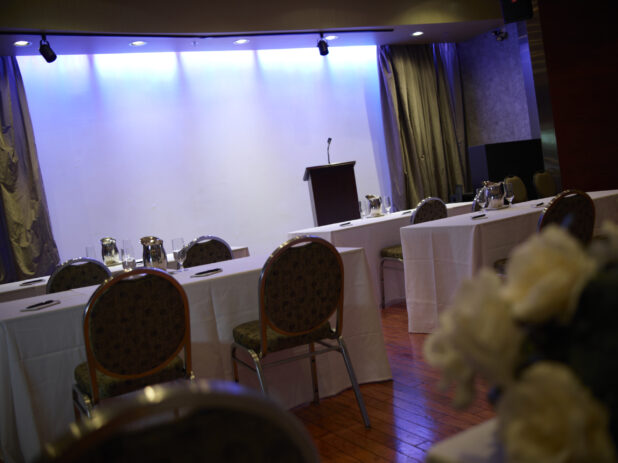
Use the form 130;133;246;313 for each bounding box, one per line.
13;40;32;47
233;39;249;45
324;35;338;41
411;31;424;37
129;40;147;47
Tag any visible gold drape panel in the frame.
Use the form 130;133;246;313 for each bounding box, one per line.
0;56;59;283
378;44;467;208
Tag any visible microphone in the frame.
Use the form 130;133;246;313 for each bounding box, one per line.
327;137;332;164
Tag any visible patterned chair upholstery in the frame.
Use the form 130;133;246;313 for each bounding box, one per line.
504;175;528;203
40;380;319;463
72;267;193;418
538;189;595;244
494;189;594;276
182;235;233;269
47;258;111;294
533;171;558;198
379;197;447;308
231;236;370;428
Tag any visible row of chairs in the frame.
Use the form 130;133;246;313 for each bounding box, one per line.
68;235;369;439
504;171;558;204
46;235;233;294
379;188;596;307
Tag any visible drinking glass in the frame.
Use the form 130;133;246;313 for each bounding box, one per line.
358;201;367;219
475;188;488;211
85;245;96;259
121;240;136;271
505;183;515;207
384;196;392;214
172;238;186;271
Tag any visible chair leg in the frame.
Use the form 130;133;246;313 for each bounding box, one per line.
231;344;240;383
309;343;319;405
379;258;386;309
248;349;268;395
337;337;371;428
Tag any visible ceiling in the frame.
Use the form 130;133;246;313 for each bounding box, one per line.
0;20;503;57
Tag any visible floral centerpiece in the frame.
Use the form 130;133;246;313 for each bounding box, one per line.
424;221;618;462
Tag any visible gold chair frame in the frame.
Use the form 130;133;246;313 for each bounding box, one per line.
379;197;447;308
72;267;193;418
46;257;111;294
231;235;370;428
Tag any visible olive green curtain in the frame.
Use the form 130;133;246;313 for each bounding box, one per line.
378;44;467;209
0;56;59;283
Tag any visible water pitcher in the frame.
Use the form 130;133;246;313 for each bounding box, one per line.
365;194;383;217
100;237;120;266
140;236;168;270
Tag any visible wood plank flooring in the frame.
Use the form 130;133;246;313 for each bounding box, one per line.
292;304;494;462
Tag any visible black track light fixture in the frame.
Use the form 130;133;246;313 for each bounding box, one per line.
317;33;328;56
39;35;57;63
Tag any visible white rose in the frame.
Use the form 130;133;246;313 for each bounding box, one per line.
498;362;615;463
502;226;597;324
424;269;523;407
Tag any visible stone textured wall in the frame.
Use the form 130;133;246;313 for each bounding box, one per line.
458;22;532;147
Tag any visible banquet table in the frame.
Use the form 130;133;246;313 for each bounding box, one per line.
0;246;249;304
401;190;618;333
288;202;472;307
0;247;391;463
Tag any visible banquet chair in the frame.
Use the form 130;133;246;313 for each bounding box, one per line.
533;170;558;198
504;175;528;203
231;235;371;428
379;197;447;308
72;267;193;419
181;235;233;268
538;189;595;244
46;258;111;294
40;380;318;463
494;189;595;275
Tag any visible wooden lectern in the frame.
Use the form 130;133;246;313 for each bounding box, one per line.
303;161;360;226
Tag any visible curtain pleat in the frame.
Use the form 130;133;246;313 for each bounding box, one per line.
0;56;59;283
378;44;467;209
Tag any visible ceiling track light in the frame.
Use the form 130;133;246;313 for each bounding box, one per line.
39;34;57;62
317;33;328;56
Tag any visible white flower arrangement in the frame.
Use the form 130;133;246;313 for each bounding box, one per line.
425;222;618;463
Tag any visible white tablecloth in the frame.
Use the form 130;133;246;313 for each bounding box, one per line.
0;246;250;304
401;190;618;333
426;418;503;463
288;202;472;307
0;247;391;463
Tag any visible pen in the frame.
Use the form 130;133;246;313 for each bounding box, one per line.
26;299;55;309
339;222;352;226
472;214;486;219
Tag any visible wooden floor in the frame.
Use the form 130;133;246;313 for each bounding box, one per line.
292;304;494;462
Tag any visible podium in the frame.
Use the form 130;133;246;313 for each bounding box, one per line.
303;161;360;226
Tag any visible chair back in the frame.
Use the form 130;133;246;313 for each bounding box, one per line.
38;380;319;463
504;175;528;203
182;235;233;268
259;236;343;343
538;189;595;244
82;267;191;403
533;171;558;198
47;258;111;294
411;197;447;224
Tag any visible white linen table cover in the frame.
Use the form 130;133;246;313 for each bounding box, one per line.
0;246;250;304
0;247;390;463
426;418;503;463
401;190;618;333
288;202;472;306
